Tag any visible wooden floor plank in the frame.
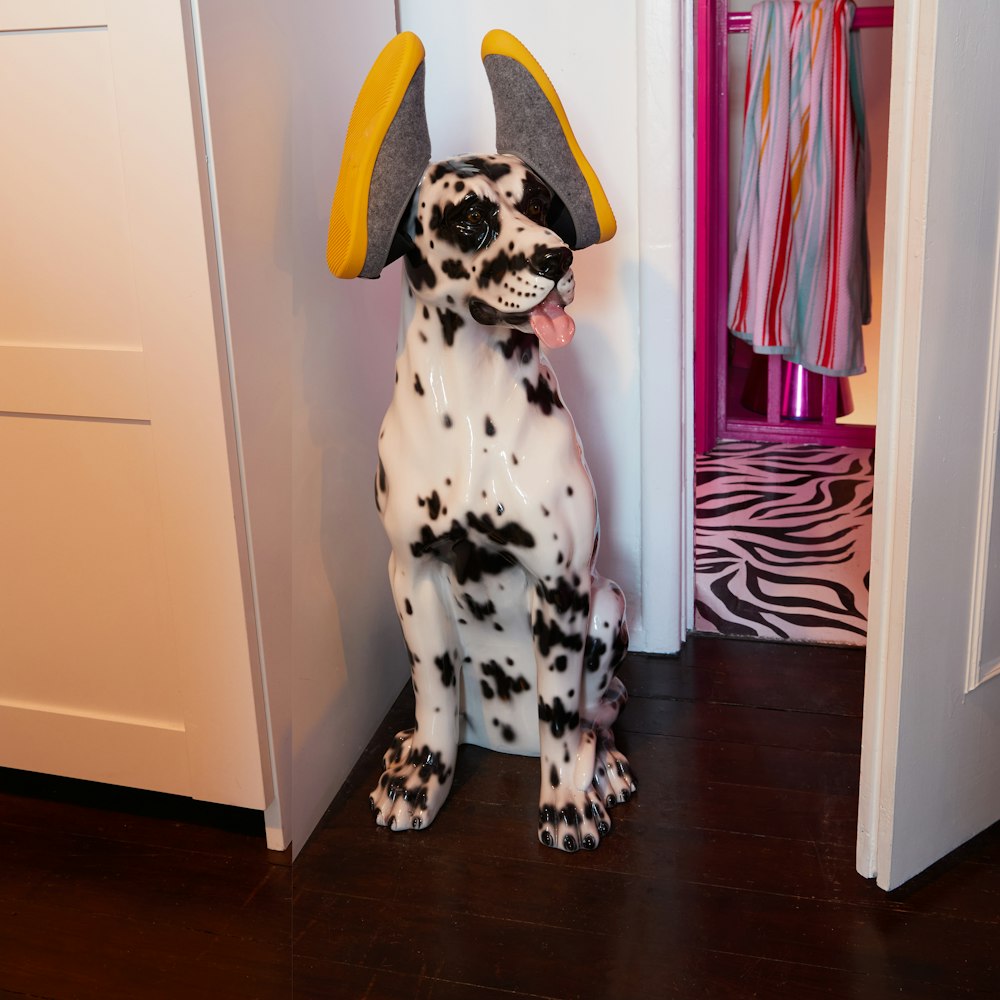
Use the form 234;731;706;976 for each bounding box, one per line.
620;644;865;717
0;897;292;999
0;767;279;864
291;959;557;1000
294;883;993;999
619;695;863;752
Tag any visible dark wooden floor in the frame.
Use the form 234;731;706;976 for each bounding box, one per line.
2;637;998;999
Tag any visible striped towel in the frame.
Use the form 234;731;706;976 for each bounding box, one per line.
728;0;871;377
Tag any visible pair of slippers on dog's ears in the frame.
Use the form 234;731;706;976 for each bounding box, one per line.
327;29;617;281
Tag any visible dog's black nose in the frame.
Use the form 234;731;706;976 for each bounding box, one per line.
529;246;573;281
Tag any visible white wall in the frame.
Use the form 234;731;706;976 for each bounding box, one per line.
397;0;690;653
197;0;407;854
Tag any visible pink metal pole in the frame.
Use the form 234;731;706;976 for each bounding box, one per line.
695;0;726;453
694;0;744;450
727;5;894;34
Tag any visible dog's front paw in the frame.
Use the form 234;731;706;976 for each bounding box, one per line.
538;785;612;853
370;728;454;832
592;733;636;808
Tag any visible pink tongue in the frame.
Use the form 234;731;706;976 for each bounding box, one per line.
529;295;575;349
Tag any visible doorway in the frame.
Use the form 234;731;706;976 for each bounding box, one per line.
693;0;893;644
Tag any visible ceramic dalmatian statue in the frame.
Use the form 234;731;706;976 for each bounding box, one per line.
327;29;635;852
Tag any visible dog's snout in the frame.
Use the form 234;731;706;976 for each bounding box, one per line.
529;246;573;281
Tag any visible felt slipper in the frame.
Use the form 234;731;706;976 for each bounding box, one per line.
327;31;430;279
481;29;616;249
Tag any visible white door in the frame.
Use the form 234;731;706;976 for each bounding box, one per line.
858;0;1000;890
0;1;271;808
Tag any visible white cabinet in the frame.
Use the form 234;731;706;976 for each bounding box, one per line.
0;1;272;813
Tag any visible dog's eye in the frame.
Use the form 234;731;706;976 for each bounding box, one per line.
516;176;553;225
435;196;500;252
524;199;546;223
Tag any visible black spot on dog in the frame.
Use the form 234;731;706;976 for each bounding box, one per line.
437;308;464;346
538;696;579;738
413;373;424;395
490;717;516;742
560;803;581;826
539;577;590;617
481;659;530;701
523;376;564;414
410;520;463;558
550;764;560;788
497;329;536;362
584;635;607;673
451;539;516;585
434;651;456;688
476;249;528;289
417;490;441;520
463;156;513;181
532;611;584;657
466;511;535;548
612;618;629;666
404;599;413;616
443;414;453;428
462;592;496;621
480;680;495;700
377;459;387;493
406;744;450;784
485;416;496;436
405;251;436;291
553;655;568;673
442;259;471;280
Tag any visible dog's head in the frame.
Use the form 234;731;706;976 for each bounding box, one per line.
404;153;578;347
327;30;615;348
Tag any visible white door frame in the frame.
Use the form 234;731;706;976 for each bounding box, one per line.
855;0;935;880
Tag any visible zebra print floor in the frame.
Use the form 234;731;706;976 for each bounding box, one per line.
694;441;874;646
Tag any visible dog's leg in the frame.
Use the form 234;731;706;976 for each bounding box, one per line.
576;575;636;805
530;581;614;852
370;551;460;832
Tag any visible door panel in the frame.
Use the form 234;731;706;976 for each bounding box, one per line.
859;0;1000;890
0;1;270;808
0;417;180;725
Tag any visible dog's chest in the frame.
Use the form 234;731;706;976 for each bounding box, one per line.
380;320;588;537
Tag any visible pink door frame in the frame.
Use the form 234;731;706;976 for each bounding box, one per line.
695;0;885;453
